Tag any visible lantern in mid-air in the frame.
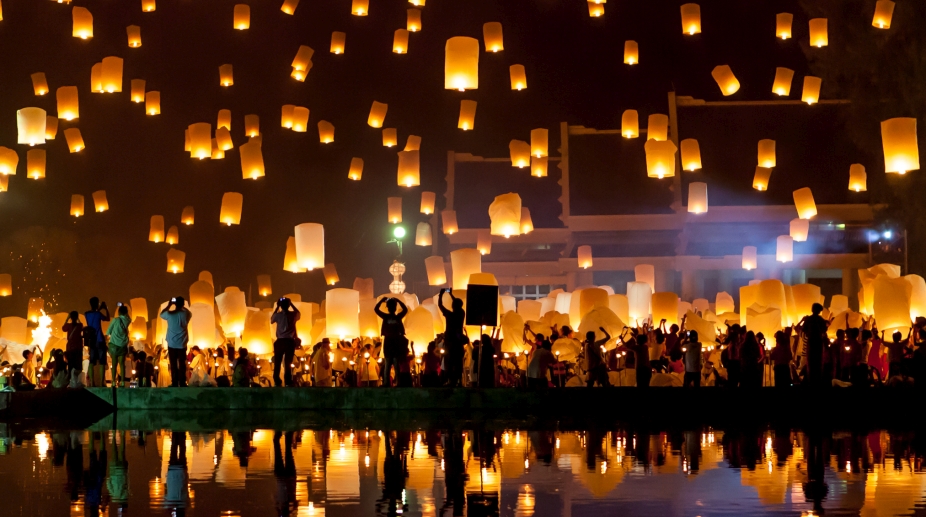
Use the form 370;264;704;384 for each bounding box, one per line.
458;100;476;130
445;37;479;91
881;118;919;174
849;164;867;192
220;192;243;226
233;4;250;29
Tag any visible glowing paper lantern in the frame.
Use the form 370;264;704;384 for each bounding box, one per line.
27;299;45;324
280;105;295;129
776;236;794;263
239;141;265;179
145;91;160;115
323;264;339;285
622;110;639;138
63;128;84;152
790;218;809;242
588;2;604;17
216;287;247;336
26;149;45;179
281;0;299;15
772;67;794;96
72;7;93;39
330;32;346;54
849;164;867;192
17;108;46;146
130;79;145;102
680;139;701;171
652;293;679;326
199;271;214;286
318;121;334;143
404;135;421;150
90;63;103;93
445;37;479;91
415;222;432;246
578;245;593;269
623;41;638;64
450;249;481;289
776;13;793;39
873;276;912;332
397;150;420;187
31;73;48;96
791;284;822;319
283;236;305;273
368;101;387;128
294;223;324;271
809;18;828;47
233;4;250;29
216;128;234;151
292;107;310;132
387;197;402;224
0;175;8;192
477;229;492;255
216;109;232;131
0;147;17;175
747;306;782;340
680;3;701;35
45;116;58;140
149;216;165;242
425;256;447;285
801;76;821;104
166;226;179;245
742;246;757;270
0;275;11;297
688;182;708;214
756;139;776;168
441;210;458;234
142;0;156;12
0;317;27;343
188;302;216;349
188;123;211;159
70;195;84;217
531;156;548;178
716;292;735;314
406;9;421;32
647;114;668;141
635;264;655;292
407;307;436;349
627;282;652;324
530;128;549;158
181;206;194;225
456;100;477;130
92;190;108;212
906;275;926;319
346;157;363;181
393;29;409;54
482;21;504;52
220;192;243;226
382;128;398;147
644;139;678;178
489;193;522;237
510;65;527;90
520;207;534;234
881;118;919;174
793;187;817;219
351;0;368;16
873;0;894;29
326;289;360;339
56;86;79;121
127;25;142;47
292;46;314;71
211;139;225;159
753;167;772;191
219;64;234;86
711;65;740;96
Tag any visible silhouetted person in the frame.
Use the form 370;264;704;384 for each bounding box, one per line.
585;328;611;387
274;431;298;517
477;334;496;388
682;331;702;387
84;432;107;516
441;430;466;516
167;431;189;516
85;297;110;387
160;297;192;387
802;303;829;388
375;297;409;387
106;304;132;387
771;331;793;387
380;431;410;515
271;297;301;386
439;289;466;387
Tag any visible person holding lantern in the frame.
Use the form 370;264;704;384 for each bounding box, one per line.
438;289;466;387
271;297;301;387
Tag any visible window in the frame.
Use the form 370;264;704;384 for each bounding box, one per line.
500;285;565;301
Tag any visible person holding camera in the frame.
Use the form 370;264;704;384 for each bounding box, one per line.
438;289;466;387
374;296;409;387
271;297;302;386
160;297;192;387
105;304;132;387
84;297;111;387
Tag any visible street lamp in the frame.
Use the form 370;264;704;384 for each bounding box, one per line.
388;225;407;294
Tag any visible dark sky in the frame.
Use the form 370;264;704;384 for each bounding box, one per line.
0;0;812;313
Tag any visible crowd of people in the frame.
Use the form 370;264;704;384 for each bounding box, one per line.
6;294;926;391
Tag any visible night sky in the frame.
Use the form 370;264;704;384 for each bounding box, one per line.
0;0;815;313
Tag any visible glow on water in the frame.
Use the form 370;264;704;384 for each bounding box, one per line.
0;427;924;516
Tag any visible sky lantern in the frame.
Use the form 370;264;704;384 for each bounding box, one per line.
239;140;265;179
211;139;225;159
588;2;604;17
387;197;402;223
680;3;701;35
425;256;447;285
130;79;145;102
509;65;527;90
441;209;458;234
578;245;593;269
283;236;305;273
101;56;123;92
873;276;912;333
17;108;46;146
294;223;324;270
382;128;398;147
188;302;216;349
233;4;250;29
458;100;477;130
166;226;179;245
56;86;79;120
644;139;678;178
318;121;334;143
623;40;639;64
244;114;259;137
166;249;185;273
397;150;420;187
31;73;48;95
652;293;680;326
45;116;58;140
216;287;247;337
627;282;652;324
142;0;156;12
477;229;492;255
776;236;794;263
407;9;421;31
420;192;435;214
483;22;503;51
216;127;234;150
281;0;299;15
219;64;233;86
849;164;867;192
405;135;421;151
27;149;45;179
330;31;346;54
92;190;108;212
0;147;18;175
790;218;809;242
351;0;368;15
72;7;93;39
451;248;481;289
711;65;740;96
881;118;919;174
292;106;310;132
393;29;409;53
445;37;479;91
292;46;314;71
217;109;232;130
415;222;432;246
127;25;142;47
188;123;211;159
776;13;793;39
63;128;84;152
680;139;701;171
323;264;339;285
70;194;84;217
326;289;359;340
801;76;821;104
0;176;7;192
647;114;668;141
688;182;708;213
489;193;522;238
772;67;794;96
531;155;549;178
757;139;776;168
90;63;103;93
145;91;160;115
0;274;10;296
181;206;194;225
531;128;549;157
368;101;387;128
809;18;828;47
220;192;243;226
716;292;735;314
873;0;894;29
520;207;534;234
509;140;530;168
793;187;817;219
622;110;639;138
753;167;772;191
348;157;363;180
149;216;165;242
742;246;758;270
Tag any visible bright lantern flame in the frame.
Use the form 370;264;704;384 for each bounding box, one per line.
31;311;52;349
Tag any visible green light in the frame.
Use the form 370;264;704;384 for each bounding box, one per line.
393;226;406;239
